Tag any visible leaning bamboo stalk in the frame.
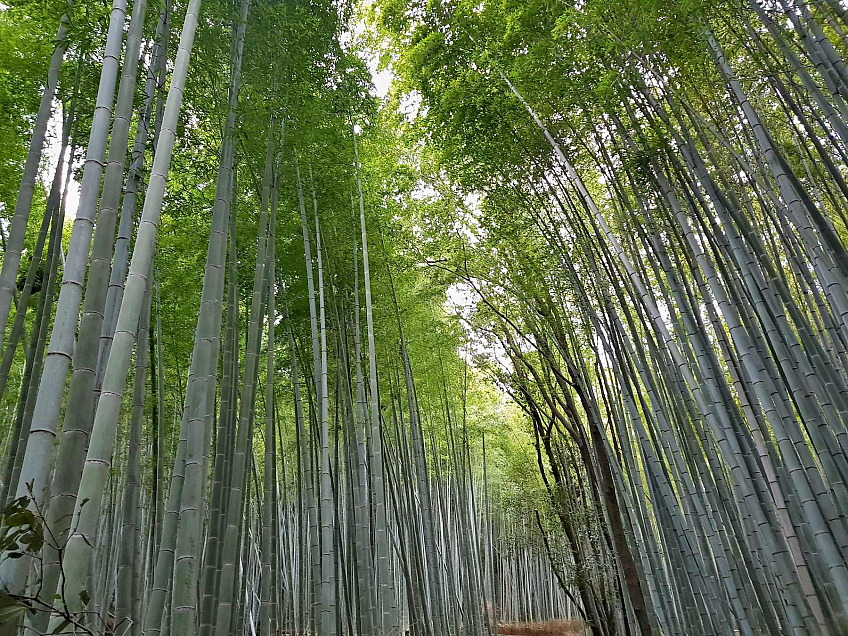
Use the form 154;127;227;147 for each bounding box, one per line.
355;128;397;635
312;176;337;636
214;121;274;636
45;0;205;626
0;1;73;347
170;6;250;631
98;0;171;384
0;0;130;603
260;156;278;636
153;274;166;557
29;2;152;621
0;77;77;505
0;160;59;403
116;265;153;635
295;155;322;635
197;3;250;628
199;188;239;636
142;423;188;636
351;205;376;635
73;0;150;411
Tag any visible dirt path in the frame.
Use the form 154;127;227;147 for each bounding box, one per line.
498;619;585;635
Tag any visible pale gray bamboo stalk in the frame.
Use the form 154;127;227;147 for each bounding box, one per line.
30;0;152;617
0;90;75;505
197;4;250;629
98;0;170;384
142;422;187;636
355;128;397;634
0;0;129;603
351;196;376;635
260;164;278;636
17;129;74;631
169;1;250;623
214;122;274;636
198;185;239;636
0;2;72;347
46;0;205;626
116;266;153;636
0;167;57;402
72;0;150;413
153;275;165;556
312;174;336;636
295;155;322;634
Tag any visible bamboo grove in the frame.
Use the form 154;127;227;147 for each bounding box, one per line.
5;0;848;634
0;0;552;633
374;0;848;634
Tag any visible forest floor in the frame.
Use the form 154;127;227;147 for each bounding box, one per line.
498;619;585;635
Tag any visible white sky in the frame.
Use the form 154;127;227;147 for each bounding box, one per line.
44;102;80;219
370;59;392;100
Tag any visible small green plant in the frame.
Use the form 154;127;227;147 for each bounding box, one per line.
0;492;99;635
